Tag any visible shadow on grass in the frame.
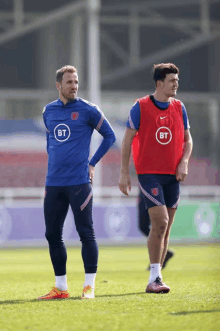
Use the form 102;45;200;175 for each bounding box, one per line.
0;292;145;305
96;292;144;298
170;309;220;315
0;297;80;305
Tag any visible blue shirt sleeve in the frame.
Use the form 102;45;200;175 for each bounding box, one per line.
181;102;190;130
88;106;116;167
126;101;140;130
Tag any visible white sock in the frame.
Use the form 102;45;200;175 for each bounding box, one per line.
84;273;96;289
55;275;68;291
149;263;162;284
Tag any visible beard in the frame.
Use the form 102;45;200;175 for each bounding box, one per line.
166;90;177;98
61;88;77;101
171;88;177;96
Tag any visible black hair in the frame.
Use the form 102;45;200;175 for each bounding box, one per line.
153;63;179;83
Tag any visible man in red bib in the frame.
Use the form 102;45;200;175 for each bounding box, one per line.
119;63;193;293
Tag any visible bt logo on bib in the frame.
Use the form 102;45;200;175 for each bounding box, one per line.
156;126;172;145
54;124;71;142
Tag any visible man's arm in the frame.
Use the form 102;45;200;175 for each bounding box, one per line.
176;129;193;181
119;127;137;196
89;120;116;167
89;110;116;185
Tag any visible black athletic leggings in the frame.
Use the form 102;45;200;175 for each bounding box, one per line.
44;183;98;276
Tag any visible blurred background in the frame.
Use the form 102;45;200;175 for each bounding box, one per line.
0;0;219;246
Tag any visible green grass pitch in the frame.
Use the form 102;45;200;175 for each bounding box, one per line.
0;244;219;331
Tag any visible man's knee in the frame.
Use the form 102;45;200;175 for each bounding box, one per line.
159;215;169;232
149;206;169;237
152;216;168;237
45;230;62;245
78;228;95;243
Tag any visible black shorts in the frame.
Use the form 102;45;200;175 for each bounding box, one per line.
138;174;180;209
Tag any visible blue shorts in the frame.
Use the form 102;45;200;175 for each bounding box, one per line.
138;174;180;210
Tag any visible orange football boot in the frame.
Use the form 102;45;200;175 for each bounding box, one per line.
37;287;70;300
81;285;95;299
146;277;170;294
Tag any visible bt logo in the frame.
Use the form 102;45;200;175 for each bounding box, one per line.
156;127;172;145
54;124;71;142
159;132;169;139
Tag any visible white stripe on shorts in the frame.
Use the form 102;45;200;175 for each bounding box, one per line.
171;196;180;208
139;182;162;206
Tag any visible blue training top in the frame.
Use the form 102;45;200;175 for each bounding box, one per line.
127;97;190;130
43;98;116;186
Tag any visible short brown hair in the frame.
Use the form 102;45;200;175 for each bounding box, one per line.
153;63;179;83
56;65;78;83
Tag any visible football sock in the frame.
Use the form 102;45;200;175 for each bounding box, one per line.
149;263;162;283
55;275;68;291
84;273;96;288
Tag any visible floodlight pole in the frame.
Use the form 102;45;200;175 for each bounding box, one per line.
200;0;210;35
70;13;84;87
13;0;24;28
87;0;102;188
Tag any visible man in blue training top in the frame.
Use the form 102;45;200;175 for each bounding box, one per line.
38;65;116;300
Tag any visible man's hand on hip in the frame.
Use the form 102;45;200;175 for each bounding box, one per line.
89;165;95;185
